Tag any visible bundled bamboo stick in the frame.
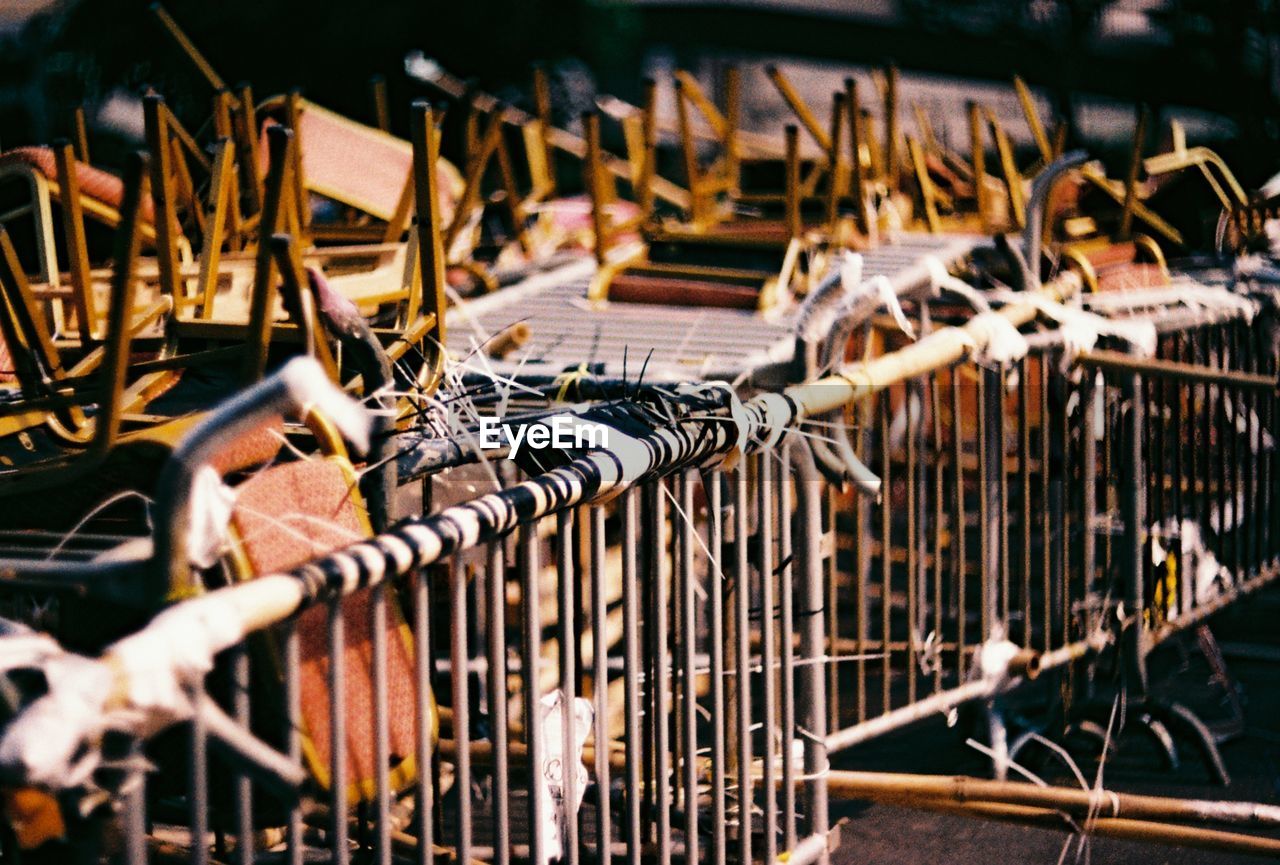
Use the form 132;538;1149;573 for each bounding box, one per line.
828;771;1280;828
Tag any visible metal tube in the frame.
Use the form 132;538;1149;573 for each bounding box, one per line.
328;597;349;865
951;367;968;679
589;506;613;865
122;741;147;865
284;620;303;865
704;471;729;865
758;453;779;865
620;489;643;865
372;581;391;865
451;556;474;865
880;390;893;714
487;541;511;865
827;631;1107;752
1078;349;1277;391
650;482;672;865
679;472;698;865
233;646;253;865
791;445;830;864
778;447;799;851
521;524;545;865
557;510;579;865
733;468;753;865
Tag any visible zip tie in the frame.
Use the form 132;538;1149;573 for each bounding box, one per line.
552;361;591;402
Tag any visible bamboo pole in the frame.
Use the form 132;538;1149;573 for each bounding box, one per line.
828;771;1280;828
856;797;1280;859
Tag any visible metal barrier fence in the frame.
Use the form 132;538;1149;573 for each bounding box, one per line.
3;276;1278;864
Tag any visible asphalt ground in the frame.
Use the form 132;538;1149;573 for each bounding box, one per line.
830;585;1280;864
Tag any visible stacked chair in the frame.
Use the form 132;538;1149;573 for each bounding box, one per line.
2;16;1280;865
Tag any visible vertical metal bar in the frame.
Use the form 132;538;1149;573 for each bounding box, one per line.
329;597;350;865
450;556;474;865
930;374;945;693
758;454;778;865
1019;359;1032;647
977;371;995;640
1255;326;1272;565
123;743;148;865
951;367;968;679
679;472;699;865
232;647;253;865
1081;370;1099;636
1122;373;1149;697
284;619;303;865
854;402;871;720
879;390;893;713
733;468;753;865
997;366;1011;628
1230;323;1244;578
779;446;799;851
650;483;672;865
1039;356;1052;651
487;540;512;865
905;381;919;704
1058;368;1072;658
1170;335;1186;608
589;506;613;865
1151;359;1166;549
413;568;433;865
1244;326;1260;572
621;489;644;865
672;492;685;823
792;447;830;865
1264;327;1274;563
521;524;545;865
1214;328;1228;589
557;510;579;865
371;580;391;865
1202;328;1215;590
705;472;729;865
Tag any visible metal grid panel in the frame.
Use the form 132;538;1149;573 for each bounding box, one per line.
446;234;981;381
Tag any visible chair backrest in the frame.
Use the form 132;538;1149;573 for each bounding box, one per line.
261;98;464;226
225;413;422;801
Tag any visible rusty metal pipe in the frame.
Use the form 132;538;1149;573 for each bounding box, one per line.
1079;349;1276;391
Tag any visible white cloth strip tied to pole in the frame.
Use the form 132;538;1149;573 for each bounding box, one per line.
991;288;1158;365
1079;281;1258;324
957;313;1029;366
868;274;917;340
923;254;992;313
795;252;861;342
538;691;594;865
